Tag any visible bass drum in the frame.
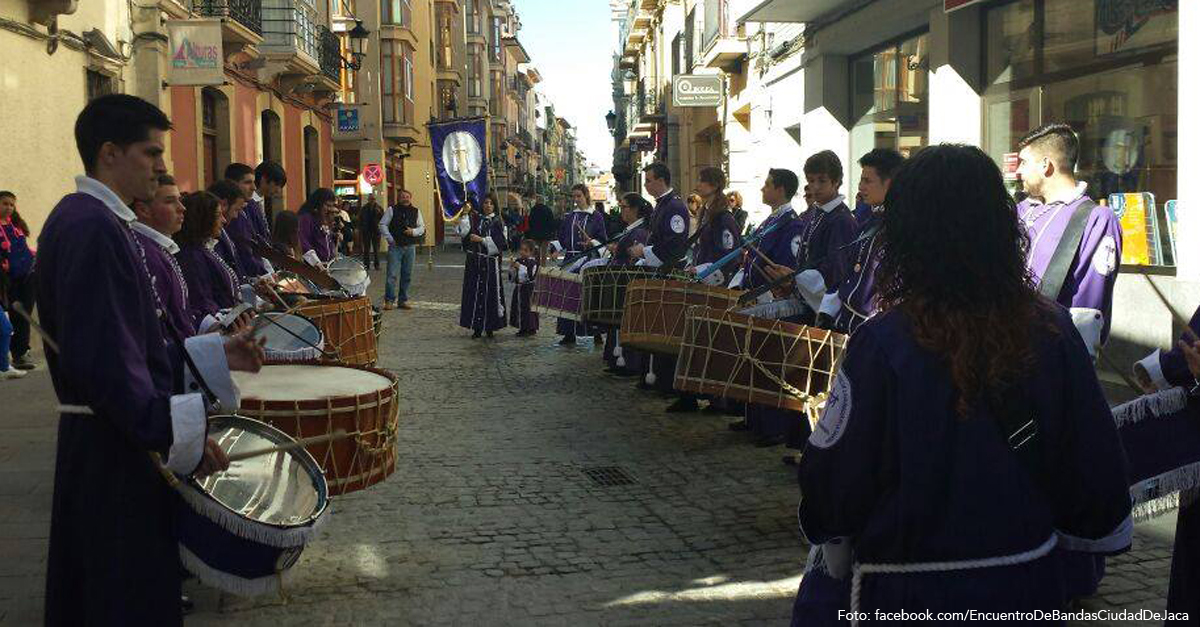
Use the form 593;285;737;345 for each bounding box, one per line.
328;256;370;297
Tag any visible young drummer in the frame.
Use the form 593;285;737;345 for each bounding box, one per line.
508;239;539;337
130;174;195;340
792;144;1131;625
174;191;241;327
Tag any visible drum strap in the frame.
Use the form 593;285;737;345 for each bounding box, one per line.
1036;200;1095;303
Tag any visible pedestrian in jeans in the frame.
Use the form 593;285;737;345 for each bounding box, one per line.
1;191;36;371
359;194;383;270
380;188;424;310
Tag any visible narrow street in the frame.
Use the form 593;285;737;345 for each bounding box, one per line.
0;251;1180;625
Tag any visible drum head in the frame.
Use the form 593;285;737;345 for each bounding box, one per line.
329;256;368;289
196;415;328;527
258;313;322;353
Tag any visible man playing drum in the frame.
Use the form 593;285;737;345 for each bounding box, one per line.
38;94;264;626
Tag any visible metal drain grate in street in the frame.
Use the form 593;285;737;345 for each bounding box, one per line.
582;466;637;487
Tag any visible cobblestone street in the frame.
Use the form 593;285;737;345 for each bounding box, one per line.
0;250;1183;625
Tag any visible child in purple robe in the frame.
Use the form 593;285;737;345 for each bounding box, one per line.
131;174;195;340
508;239;539;336
175;191;240;328
603;193;653;377
794;144;1131;626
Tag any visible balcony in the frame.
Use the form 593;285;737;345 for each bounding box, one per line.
194;0;263;45
700;0;745;71
317;26;342;89
260;0;320;77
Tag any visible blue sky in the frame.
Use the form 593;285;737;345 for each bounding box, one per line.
516;0;615;169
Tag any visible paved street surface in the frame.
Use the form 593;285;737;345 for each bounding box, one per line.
0;249;1181;625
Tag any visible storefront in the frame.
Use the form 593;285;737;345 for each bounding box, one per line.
849;30;931;190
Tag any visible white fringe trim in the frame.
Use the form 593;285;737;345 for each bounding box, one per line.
1111;387;1188;427
179;544;290;597
1130;461;1200;521
613;345;623;359
176;482;329;549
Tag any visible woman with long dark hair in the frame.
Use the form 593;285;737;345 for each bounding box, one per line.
297;187;338;264
457;194;508;338
792;145;1131;625
174;191;240;327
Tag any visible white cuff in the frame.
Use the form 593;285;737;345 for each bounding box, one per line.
166;393;207;475
482;237;500;256
303;250;322;266
412;224;426;237
183;333;240;413
1056;515;1133;554
261;259;275;275
1069;307;1104;357
794;269;827;311
198;314;220;335
700;269;724;286
589;239;601;248
729;269;745;288
756;290;775;305
643;245;663;268
1136;349;1169;391
517;264;529;283
819;291;843;318
693;262;713;275
550;240;563;253
456;219;471;237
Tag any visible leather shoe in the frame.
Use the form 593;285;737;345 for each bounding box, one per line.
665;397;699;413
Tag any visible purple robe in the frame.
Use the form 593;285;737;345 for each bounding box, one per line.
826;208;883;335
693;208;742;282
459;212;508;332
553;209;608;337
37;190;192;625
642;191;690;268
132;227;196;340
1018;188;1122;355
793;306;1132;625
508;256;539;332
611;226;649;267
1137;305;1200;391
738;203;804;290
175;242;239;326
224;197;270;276
298;211;335;263
214;228;246;282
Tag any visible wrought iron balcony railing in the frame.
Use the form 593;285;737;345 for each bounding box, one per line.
319;26;341;83
194;0;262;36
261;0;318;62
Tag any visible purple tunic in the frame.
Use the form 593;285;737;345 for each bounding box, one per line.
693;208;742;280
132;228;196;340
214;229;246;282
298;211;335;263
643;191;690;268
554;209;608;337
794;306;1131;625
459;212;508;332
224;197;270;276
175;243;239;326
611;227;649;266
831;209;883;334
1018;189;1122;351
793;201;858;300
738;204;804;290
508;256;539;332
37;191;191;624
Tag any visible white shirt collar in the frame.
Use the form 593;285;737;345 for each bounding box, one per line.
656;188;675;202
773;202;794;217
1027;181;1089;207
574;205;595;215
75;176;136;223
130;221;180;254
818;195;846;213
204;238;218;251
252;190;264;204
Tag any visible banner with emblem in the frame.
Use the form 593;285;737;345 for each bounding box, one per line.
165;19;224;86
428;118;489;221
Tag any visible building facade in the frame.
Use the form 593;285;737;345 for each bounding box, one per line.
1;0;340;232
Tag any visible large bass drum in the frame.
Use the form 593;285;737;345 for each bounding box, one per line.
174;415;329;596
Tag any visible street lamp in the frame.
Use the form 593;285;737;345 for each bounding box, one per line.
341;20;371;71
605;110;617;133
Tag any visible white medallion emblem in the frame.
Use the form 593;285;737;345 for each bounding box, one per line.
809;371;853;449
441;131;483;183
1092;235;1118;277
670;214;686;234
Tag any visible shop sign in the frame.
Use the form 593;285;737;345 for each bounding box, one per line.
363;164;384;185
672;75;724;108
945;0;987;11
630;136;656;152
165;19;224;85
333;105;365;141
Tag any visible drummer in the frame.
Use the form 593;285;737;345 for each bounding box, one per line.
298;188;339;265
549;184;608;346
175;191;244;329
39;93;262;625
792;144;1131;625
207;179;249;283
602;193;654;376
815;148;905;335
131;174;196;340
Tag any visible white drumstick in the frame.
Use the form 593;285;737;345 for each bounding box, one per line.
225;430;350;463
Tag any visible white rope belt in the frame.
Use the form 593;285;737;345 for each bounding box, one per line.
58;405;95;415
848;534;1058;626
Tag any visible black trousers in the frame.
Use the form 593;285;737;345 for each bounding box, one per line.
361;231;381;269
4;272;35;359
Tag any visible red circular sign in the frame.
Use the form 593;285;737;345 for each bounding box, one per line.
362;164;383;185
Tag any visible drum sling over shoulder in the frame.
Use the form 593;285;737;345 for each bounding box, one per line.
1037;199;1096;302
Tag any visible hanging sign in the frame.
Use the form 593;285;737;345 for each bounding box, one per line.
362;164;384;185
672;75;724;108
166;19;224;86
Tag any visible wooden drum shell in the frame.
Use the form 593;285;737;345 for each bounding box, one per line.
297;296;378;367
532;267;584;321
618;279;742;355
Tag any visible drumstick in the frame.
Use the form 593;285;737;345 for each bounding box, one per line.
225;430;350;463
11;303;59;353
259;279;291;310
1144;275;1197;342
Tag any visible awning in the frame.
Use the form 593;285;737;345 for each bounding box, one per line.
738;0;850;23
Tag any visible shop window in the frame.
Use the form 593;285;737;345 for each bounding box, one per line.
201;87;230;188
303;126;320;196
848;32;929;190
382;0;412;27
261;110;282;165
983;0;1178;267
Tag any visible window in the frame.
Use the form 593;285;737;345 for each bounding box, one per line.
468;44;483;97
984;0;1178;266
86;69;113;101
382;0;412;27
303;126;320;195
261;110;282;164
491;17;502;62
405;56;414;102
382;41;414;124
848;32;929;188
466;0;480;34
436;4;455;70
